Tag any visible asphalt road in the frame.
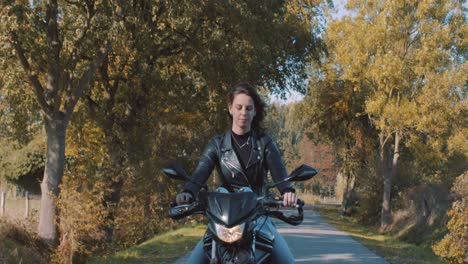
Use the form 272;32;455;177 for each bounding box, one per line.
174;207;389;263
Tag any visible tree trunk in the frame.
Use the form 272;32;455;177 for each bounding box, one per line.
337;168;348;214
25;191;30;219
101;134;125;243
102;174;124;243
380;131;400;231
379;131;390;230
390;131;400;182
1;191;5;216
342;171;356;216
38;116;67;247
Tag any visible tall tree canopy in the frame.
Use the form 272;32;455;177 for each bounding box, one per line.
303;0;467;229
0;0;327;255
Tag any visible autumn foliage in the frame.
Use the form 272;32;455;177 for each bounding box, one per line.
432;172;468;263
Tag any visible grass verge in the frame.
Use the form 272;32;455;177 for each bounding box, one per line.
0;218;49;264
4;198;40;220
314;206;446;264
89;223;205;264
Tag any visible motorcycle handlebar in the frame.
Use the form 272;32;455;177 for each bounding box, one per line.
263;198;305;208
169;196;305;226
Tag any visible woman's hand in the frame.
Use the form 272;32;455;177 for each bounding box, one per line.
176;192;193;205
283;192;298;207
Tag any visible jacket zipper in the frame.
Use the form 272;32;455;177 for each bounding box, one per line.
224;160;250;184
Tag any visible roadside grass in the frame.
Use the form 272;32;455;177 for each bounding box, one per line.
89;223;205;264
314;206;446;264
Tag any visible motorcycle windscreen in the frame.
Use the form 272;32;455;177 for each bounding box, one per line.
206;192;257;228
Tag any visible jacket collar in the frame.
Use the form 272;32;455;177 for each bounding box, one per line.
221;129;258;151
221;129;234;152
220;129;262;170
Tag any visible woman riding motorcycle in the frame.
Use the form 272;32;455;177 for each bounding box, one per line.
176;83;299;263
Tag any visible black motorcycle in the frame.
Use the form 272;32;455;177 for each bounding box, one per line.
164;164;318;264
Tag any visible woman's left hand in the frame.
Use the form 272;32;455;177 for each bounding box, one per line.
283;192;298;207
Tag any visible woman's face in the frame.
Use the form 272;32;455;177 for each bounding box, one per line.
229;93;256;133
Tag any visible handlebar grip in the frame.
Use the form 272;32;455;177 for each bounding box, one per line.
264;198;305;208
263;200;283;207
264;198;304;225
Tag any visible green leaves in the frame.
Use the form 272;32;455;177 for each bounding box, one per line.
0;132;45;181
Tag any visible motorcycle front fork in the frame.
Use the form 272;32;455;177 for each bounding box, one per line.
210;240;218;264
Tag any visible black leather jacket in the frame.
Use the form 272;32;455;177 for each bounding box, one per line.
184;130;294;196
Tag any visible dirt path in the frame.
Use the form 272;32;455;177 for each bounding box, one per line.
174;207;389;263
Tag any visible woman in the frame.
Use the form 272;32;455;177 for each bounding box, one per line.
176;83;298;263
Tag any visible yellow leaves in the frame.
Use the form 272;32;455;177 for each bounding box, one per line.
325;0;466;143
365;92;387;116
66;120;107;170
432;172;468;263
384;97;417;129
369;52;405;89
406;134;448;165
448;129;468;157
284;0;322;25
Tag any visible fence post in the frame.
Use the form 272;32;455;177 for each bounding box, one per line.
24;191;30;219
1;191;5;216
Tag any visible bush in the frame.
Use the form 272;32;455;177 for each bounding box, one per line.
0;218;50;264
432;171;468;263
388;184;451;245
54;174;109;264
353;163;383;224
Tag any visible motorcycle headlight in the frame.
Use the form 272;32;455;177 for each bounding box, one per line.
214;223;245;243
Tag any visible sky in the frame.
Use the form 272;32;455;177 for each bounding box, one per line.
269;89;305;105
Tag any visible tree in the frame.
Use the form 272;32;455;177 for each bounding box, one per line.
80;0;326;244
305;1;467;227
1;0;328;252
1;1;114;246
301;78;376;214
326;0;466;229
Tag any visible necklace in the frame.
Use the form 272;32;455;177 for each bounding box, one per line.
232;134;251;149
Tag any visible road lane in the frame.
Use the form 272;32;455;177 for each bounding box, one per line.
277;208;388;263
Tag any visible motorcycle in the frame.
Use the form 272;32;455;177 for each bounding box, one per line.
164;164;318;264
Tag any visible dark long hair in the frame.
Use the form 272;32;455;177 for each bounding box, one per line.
228;83;266;135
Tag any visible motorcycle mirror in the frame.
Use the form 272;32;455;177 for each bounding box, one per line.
267;164;318;190
163;163;191;181
287;164;318;182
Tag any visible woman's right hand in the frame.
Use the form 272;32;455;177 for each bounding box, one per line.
176;192;193;205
